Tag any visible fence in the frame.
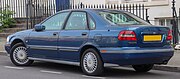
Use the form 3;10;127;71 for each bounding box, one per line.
0;0;56;18
0;0;149;29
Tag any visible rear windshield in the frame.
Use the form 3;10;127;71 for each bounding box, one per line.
97;10;150;25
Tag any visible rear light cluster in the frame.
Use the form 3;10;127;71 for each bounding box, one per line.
166;30;172;40
118;30;137;41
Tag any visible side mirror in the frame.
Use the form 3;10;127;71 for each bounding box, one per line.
34;24;45;31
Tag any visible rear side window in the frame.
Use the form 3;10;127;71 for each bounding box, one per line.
98;11;149;25
65;12;88;30
88;15;96;30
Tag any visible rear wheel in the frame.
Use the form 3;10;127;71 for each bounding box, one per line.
81;48;104;76
10;43;34;66
132;64;154;72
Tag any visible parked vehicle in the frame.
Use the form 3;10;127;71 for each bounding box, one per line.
5;9;174;75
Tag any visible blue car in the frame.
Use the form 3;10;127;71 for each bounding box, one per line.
5;9;174;75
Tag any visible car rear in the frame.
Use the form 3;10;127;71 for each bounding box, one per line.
94;9;174;65
117;26;172;47
99;25;174;65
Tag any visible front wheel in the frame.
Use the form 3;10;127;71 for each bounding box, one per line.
132;64;154;72
81;48;104;76
10;43;34;66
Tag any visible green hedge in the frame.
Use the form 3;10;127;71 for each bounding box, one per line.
0;6;15;29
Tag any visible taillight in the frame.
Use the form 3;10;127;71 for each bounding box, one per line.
167;30;172;40
118;30;137;41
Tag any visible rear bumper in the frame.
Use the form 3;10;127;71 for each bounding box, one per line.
99;46;174;65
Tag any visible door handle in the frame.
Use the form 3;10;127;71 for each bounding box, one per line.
82;32;87;36
53;32;58;36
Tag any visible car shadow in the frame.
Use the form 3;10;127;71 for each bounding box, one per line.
30;61;164;78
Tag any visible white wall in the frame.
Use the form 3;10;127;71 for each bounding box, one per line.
148;0;180;24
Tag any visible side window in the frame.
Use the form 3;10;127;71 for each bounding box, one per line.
65;12;87;30
42;12;69;30
89;16;96;30
99;12;140;25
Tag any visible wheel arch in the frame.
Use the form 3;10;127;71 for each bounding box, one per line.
10;38;25;48
79;45;103;62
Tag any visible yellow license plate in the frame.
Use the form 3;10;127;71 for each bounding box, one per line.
144;35;162;42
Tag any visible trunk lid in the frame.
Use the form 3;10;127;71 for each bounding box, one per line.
111;25;171;47
132;25;170;47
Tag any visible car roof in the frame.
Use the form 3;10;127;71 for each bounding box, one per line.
59;9;126;13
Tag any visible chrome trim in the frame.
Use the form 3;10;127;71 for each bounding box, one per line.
28;45;57;50
28;57;80;66
28;45;57;48
102;48;174;53
30;47;57;50
57;46;79;50
104;63;119;67
28;45;79;51
59;49;78;52
58;46;79;52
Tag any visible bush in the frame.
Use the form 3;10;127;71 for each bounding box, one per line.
0;6;16;29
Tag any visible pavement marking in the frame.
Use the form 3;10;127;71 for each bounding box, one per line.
4;66;24;70
40;70;62;75
82;75;106;79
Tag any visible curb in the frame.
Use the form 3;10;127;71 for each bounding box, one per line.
153;65;180;72
0;51;7;56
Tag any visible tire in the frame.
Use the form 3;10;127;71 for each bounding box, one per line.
10;43;34;66
81;48;104;76
132;64;154;72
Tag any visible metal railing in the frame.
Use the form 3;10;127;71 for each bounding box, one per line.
0;0;149;29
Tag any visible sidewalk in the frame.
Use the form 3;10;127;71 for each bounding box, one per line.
153;50;180;72
0;38;6;52
0;37;180;72
167;50;180;66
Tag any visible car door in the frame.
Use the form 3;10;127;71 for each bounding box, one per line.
58;11;89;61
27;12;69;59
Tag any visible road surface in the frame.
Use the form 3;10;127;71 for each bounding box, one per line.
0;54;179;79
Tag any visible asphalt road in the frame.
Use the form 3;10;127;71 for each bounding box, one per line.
0;54;180;79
